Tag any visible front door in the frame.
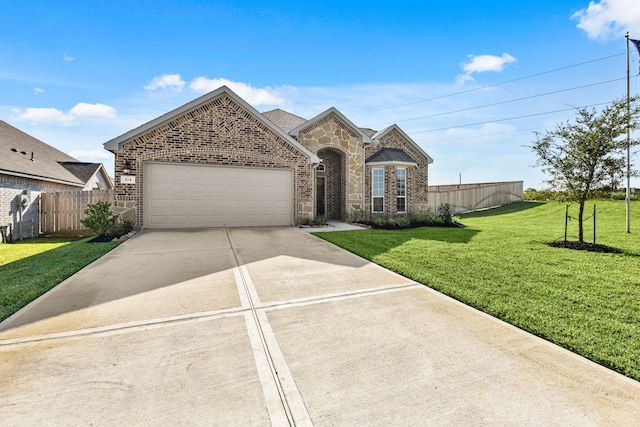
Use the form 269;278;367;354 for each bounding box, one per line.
316;176;326;217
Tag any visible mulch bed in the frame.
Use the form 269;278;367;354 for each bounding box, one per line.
354;221;463;230
548;240;623;253
88;234;113;243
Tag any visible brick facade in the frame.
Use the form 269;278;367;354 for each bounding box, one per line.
364;128;430;216
107;87;431;227
113;94;314;227
0;174;78;240
316;148;345;219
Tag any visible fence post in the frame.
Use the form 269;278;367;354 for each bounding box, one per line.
564;205;569;246
593;204;596;245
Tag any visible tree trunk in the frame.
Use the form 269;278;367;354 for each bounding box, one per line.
578;199;585;242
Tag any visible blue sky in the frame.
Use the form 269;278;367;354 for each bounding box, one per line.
2;0;640;188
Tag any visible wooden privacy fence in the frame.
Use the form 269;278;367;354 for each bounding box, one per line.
428;181;523;214
40;190;114;234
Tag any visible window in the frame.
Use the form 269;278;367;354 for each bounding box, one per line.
372;168;384;212
396;168;406;213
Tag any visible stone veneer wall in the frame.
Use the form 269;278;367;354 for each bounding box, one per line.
0;174;79;240
113;95;314;227
297;113;364;219
364;129;430;215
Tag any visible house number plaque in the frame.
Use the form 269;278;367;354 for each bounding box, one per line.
121;176;136;184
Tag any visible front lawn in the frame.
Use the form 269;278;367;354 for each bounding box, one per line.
315;201;640;381
0;236;119;322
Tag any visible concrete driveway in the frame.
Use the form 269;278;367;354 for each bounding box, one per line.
1;228;638;426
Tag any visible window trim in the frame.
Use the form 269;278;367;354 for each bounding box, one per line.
372;167;384;213
396;167;406;213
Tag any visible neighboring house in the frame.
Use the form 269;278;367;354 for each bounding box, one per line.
58;162;113;191
0;121;113;240
103;86;433;229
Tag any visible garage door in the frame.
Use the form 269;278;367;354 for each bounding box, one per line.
144;163;293;228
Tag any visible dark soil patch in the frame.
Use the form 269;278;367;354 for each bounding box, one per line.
548;240;623;253
88;234;114;243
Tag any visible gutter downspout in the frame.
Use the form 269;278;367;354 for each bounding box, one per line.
17;195;22;241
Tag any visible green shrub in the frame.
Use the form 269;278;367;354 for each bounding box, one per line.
395;216;409;227
373;216;386;227
609;191;627;200
80;201;133;238
438;203;455;225
300;215;327;226
109;220;134;238
313;215;327;226
80;201;118;236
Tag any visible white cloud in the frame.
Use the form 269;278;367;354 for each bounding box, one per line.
69;149;112;161
12;107;75;125
144;74;186;93
11;102;117;125
462;53;517;74
34;87;44;94
63;54;75;62
572;0;640;41
455;53;517;84
189;77;286;105
69;102;116;118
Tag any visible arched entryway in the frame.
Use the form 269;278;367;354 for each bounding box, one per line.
316;148;345;220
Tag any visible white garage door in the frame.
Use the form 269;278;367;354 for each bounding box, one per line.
144;162;293;228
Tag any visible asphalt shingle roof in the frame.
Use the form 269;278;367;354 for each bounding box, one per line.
365;147;417;164
59;162;102;183
0;120;85;186
360;128;377;138
261;109;308;133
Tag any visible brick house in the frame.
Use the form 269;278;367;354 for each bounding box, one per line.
0;121;113;240
104;86;433;229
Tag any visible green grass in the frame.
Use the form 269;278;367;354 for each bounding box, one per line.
315;200;640;381
0;236;119;322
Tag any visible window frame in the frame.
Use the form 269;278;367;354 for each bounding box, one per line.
372;167;384;213
396;167;406;213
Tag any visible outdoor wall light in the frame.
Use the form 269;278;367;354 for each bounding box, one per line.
123;160;133;175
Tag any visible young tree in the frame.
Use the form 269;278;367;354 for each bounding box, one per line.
530;97;640;242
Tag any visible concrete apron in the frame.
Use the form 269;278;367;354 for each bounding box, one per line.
0;228;638;425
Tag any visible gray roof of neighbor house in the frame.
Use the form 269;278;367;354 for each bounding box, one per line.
366;147;417;165
262;109;308;133
58;162;103;183
0;120;85;186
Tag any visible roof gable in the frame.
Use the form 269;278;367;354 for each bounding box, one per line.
0;121;84;186
59;162;103;183
372;124;434;164
104;86;319;164
289;108;372;144
366;147;417;166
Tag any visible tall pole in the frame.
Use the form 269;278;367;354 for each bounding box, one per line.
626;33;631;234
